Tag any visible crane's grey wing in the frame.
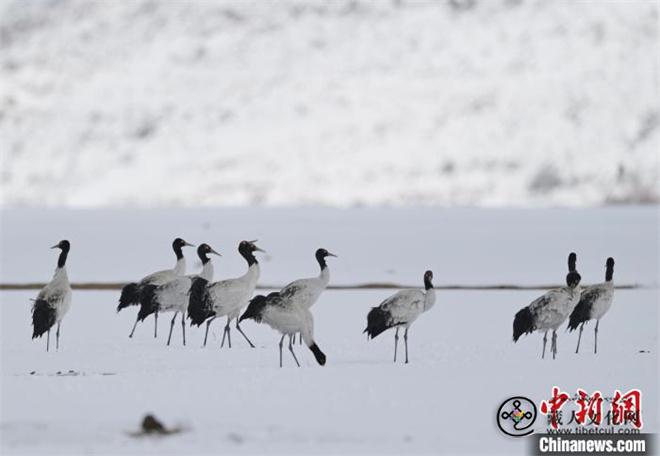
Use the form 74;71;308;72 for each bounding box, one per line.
529;289;574;328
265;291;288;309
141;269;176;286
380;290;424;325
36;285;66;307
208;279;249;313
578;285;605;307
279;279;313;300
528;292;554;314
260;293;309;334
152;276;192;311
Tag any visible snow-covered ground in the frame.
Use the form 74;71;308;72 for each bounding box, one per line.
1;0;658;208
0;287;657;454
0;208;658;454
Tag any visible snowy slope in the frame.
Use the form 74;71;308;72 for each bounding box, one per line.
1;0;658;208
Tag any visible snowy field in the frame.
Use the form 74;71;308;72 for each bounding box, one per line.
0;207;658;454
1;0;658;208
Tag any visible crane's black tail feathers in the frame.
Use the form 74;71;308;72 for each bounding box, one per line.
308;343;326;366
364;307;393;339
187;277;213;326
512;307;535;342
137;284;158;322
239;294;270;324
32;299;56;339
117;282;140;312
567;300;590;332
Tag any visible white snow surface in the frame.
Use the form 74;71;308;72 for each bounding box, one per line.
0;207;658;454
1;289;657;455
1;0;658;208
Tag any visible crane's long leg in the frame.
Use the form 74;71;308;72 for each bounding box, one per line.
550;331;555;358
46;329;50;352
279;334;285;368
236;319;255;348
404;327;409;364
542;331;548;359
56;322;61;351
167;312;178;346
203;317;216;347
129;315;139;338
181;312;186;346
288;335;301;367
552;330;557;360
393;327;399;362
154;312;158;338
550;331;554;355
299;332;303;345
594;320;599;354
575;323;584;354
220;317;232;349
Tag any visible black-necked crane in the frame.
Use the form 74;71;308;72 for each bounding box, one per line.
119;238;194;337
239;292;326;367
134;243;219;344
364;270;436;364
188;240;265;348
567;257;615;354
513;252;582;359
283;248;337;344
32;240;72;351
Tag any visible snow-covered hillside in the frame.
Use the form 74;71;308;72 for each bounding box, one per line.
1;0;658;208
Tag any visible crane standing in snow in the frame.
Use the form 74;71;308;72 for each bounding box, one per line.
364;270;436;364
187;240;265;348
567;257;615;354
237;247;336;367
512;252;582;359
119;238;194;338
281;248;337;344
32;240;73;351
240;292;327;367
137;243;220;344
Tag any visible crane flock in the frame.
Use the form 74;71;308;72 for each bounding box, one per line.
31;239;616;364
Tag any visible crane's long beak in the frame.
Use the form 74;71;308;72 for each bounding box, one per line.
210;248;222;257
254;246;267;253
327;252;338;258
50;244;59;249
184;241;196;247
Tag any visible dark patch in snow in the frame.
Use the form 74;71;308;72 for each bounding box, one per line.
132;121;157;140
529;166;562;194
440;161;455;174
448;0;477;13
631;111;659;147
22;370;117;377
128;414;185;437
227;432;245;444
